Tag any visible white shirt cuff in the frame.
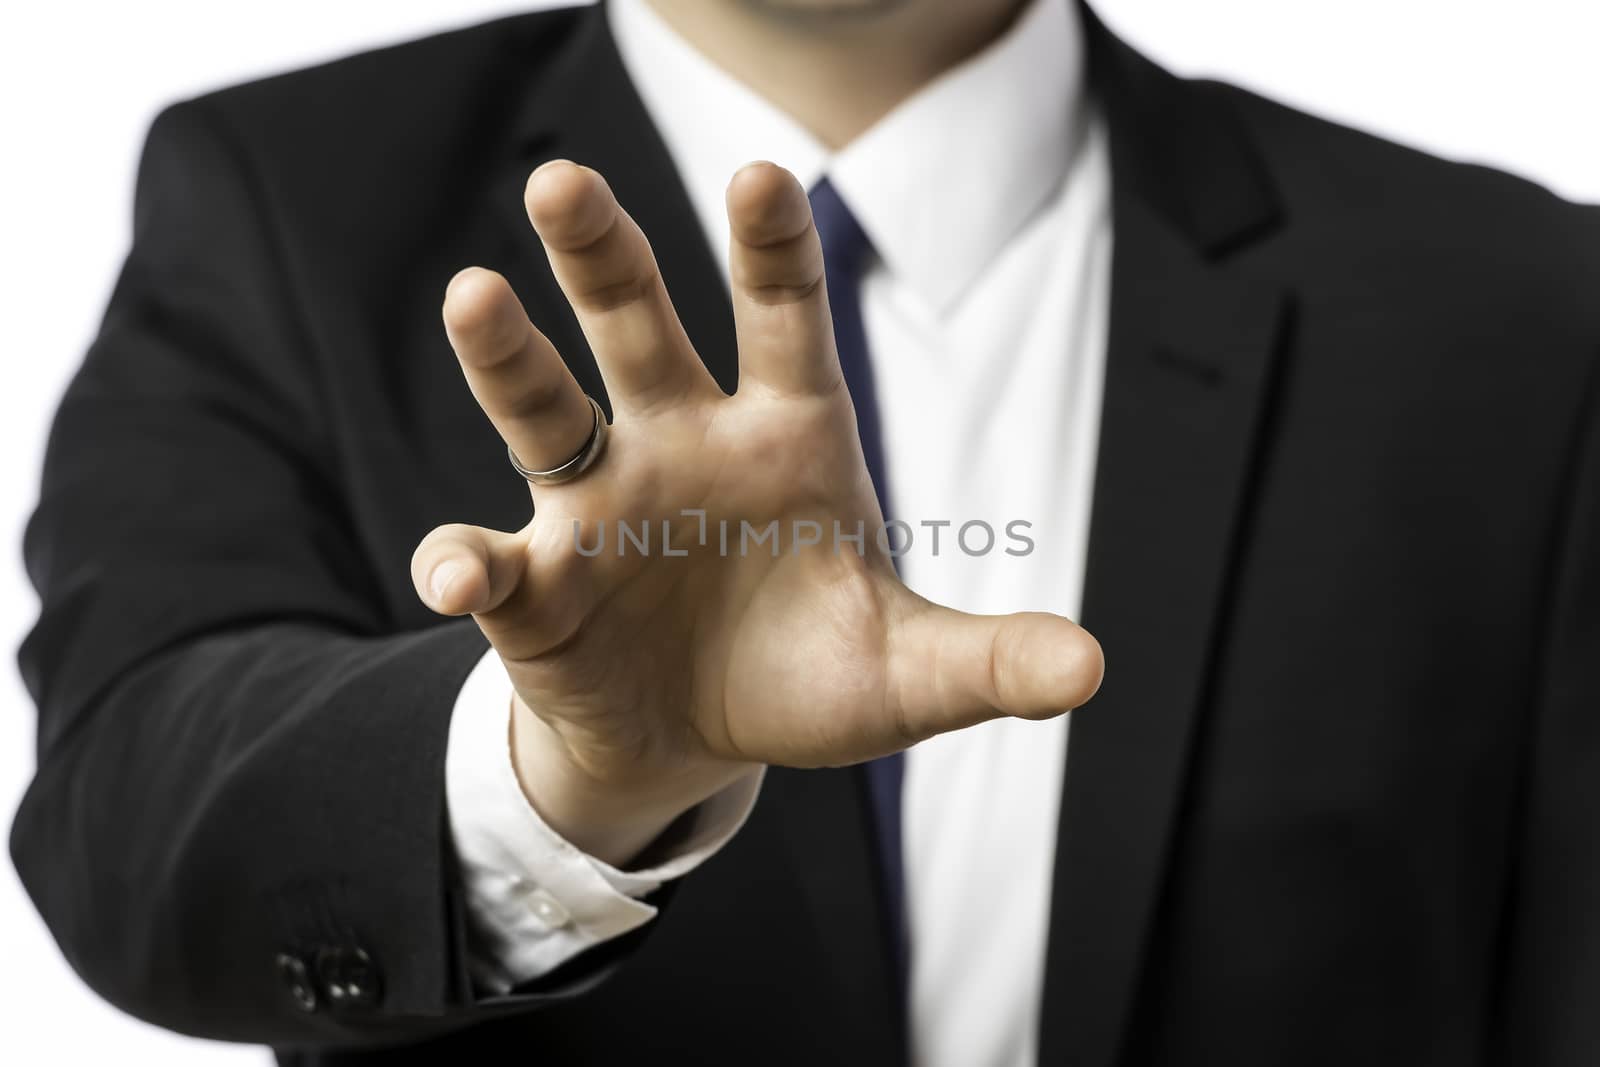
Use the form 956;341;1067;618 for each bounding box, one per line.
444;646;764;994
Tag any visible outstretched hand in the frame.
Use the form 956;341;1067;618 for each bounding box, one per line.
412;160;1103;864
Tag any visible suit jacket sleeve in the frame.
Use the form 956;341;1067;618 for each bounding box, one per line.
8;98;592;1047
1494;350;1600;1065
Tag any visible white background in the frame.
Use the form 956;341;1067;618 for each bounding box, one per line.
2;1;1596;1061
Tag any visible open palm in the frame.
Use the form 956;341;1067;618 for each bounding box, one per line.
413;160;1102;860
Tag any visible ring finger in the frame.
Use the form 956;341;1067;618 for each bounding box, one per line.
442;266;595;475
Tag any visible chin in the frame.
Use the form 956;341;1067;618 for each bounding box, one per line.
740;0;909;15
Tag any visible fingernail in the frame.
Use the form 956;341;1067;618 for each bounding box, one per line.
429;561;464;605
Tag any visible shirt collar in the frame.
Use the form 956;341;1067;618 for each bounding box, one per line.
609;0;1088;314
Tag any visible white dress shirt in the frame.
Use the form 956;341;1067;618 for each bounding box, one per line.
445;0;1112;1063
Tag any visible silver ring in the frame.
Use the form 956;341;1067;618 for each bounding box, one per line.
507;395;609;486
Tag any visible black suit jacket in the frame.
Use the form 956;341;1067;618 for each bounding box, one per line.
13;3;1600;1064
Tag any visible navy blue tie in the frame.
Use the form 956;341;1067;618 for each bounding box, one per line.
808;178;909;1006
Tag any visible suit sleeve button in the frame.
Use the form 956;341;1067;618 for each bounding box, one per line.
341;947;382;1007
315;945;382;1009
276;953;319;1013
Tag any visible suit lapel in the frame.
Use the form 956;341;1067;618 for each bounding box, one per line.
1038;10;1290;1066
494;6;902;1059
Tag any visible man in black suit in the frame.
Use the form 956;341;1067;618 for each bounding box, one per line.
12;0;1599;1064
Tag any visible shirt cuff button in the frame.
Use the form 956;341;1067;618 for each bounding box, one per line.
275;952;319;1013
525;887;573;929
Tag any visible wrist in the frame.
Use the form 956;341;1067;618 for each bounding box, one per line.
508;693;752;868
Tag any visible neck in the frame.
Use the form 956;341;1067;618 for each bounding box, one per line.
643;0;1031;149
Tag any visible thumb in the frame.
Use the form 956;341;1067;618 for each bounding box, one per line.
410;522;527;617
886;595;1104;744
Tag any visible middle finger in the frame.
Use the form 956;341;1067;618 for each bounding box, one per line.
525;161;714;414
